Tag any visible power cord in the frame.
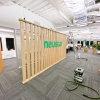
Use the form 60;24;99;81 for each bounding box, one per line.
65;81;100;99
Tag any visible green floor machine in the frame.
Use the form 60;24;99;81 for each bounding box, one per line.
65;68;100;99
74;68;84;83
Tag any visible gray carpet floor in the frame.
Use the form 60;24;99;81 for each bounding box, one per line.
0;48;100;100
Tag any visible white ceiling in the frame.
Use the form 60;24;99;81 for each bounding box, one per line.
0;0;100;40
11;0;73;27
2;0;100;28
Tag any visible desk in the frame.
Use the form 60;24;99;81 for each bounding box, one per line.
2;50;16;59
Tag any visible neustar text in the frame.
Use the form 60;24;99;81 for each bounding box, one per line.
44;41;62;48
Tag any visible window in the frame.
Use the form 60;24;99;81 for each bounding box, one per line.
6;38;15;50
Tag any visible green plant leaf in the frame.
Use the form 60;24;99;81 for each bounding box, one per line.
97;44;100;50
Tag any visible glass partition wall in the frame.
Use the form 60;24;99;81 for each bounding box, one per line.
15;29;22;68
15;29;35;68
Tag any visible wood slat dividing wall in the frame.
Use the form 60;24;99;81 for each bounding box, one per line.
19;19;67;84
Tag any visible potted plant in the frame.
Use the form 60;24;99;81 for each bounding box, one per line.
97;44;100;54
92;43;96;54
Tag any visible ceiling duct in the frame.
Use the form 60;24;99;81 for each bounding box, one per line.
64;0;87;26
87;3;100;12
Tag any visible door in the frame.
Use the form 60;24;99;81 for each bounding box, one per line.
0;38;4;73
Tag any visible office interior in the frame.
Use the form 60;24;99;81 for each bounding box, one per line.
0;0;100;100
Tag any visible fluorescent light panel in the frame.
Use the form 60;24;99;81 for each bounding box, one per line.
0;29;14;32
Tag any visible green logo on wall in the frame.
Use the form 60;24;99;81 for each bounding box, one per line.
44;41;62;48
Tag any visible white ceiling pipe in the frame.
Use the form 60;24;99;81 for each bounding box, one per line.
87;3;100;12
48;0;72;25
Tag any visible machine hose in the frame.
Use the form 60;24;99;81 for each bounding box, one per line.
65;81;100;99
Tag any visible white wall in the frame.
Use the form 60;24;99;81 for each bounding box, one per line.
0;31;16;59
0;3;55;30
0;32;14;51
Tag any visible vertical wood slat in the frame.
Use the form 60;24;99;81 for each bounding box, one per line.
50;30;52;65
41;28;43;71
64;35;65;58
53;31;54;64
44;29;45;69
56;32;57;63
20;21;26;83
45;29;48;68
54;32;56;63
48;30;50;67
55;32;56;63
63;35;64;58
38;27;40;73
58;33;60;60
30;24;34;77
65;35;67;58
44;29;46;68
34;25;37;74
50;30;52;66
51;31;53;65
57;32;58;62
61;34;62;59
46;29;48;68
25;23;30;79
54;32;55;64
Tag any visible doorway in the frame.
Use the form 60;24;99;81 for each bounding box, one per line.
90;41;93;46
81;41;83;47
86;41;89;47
